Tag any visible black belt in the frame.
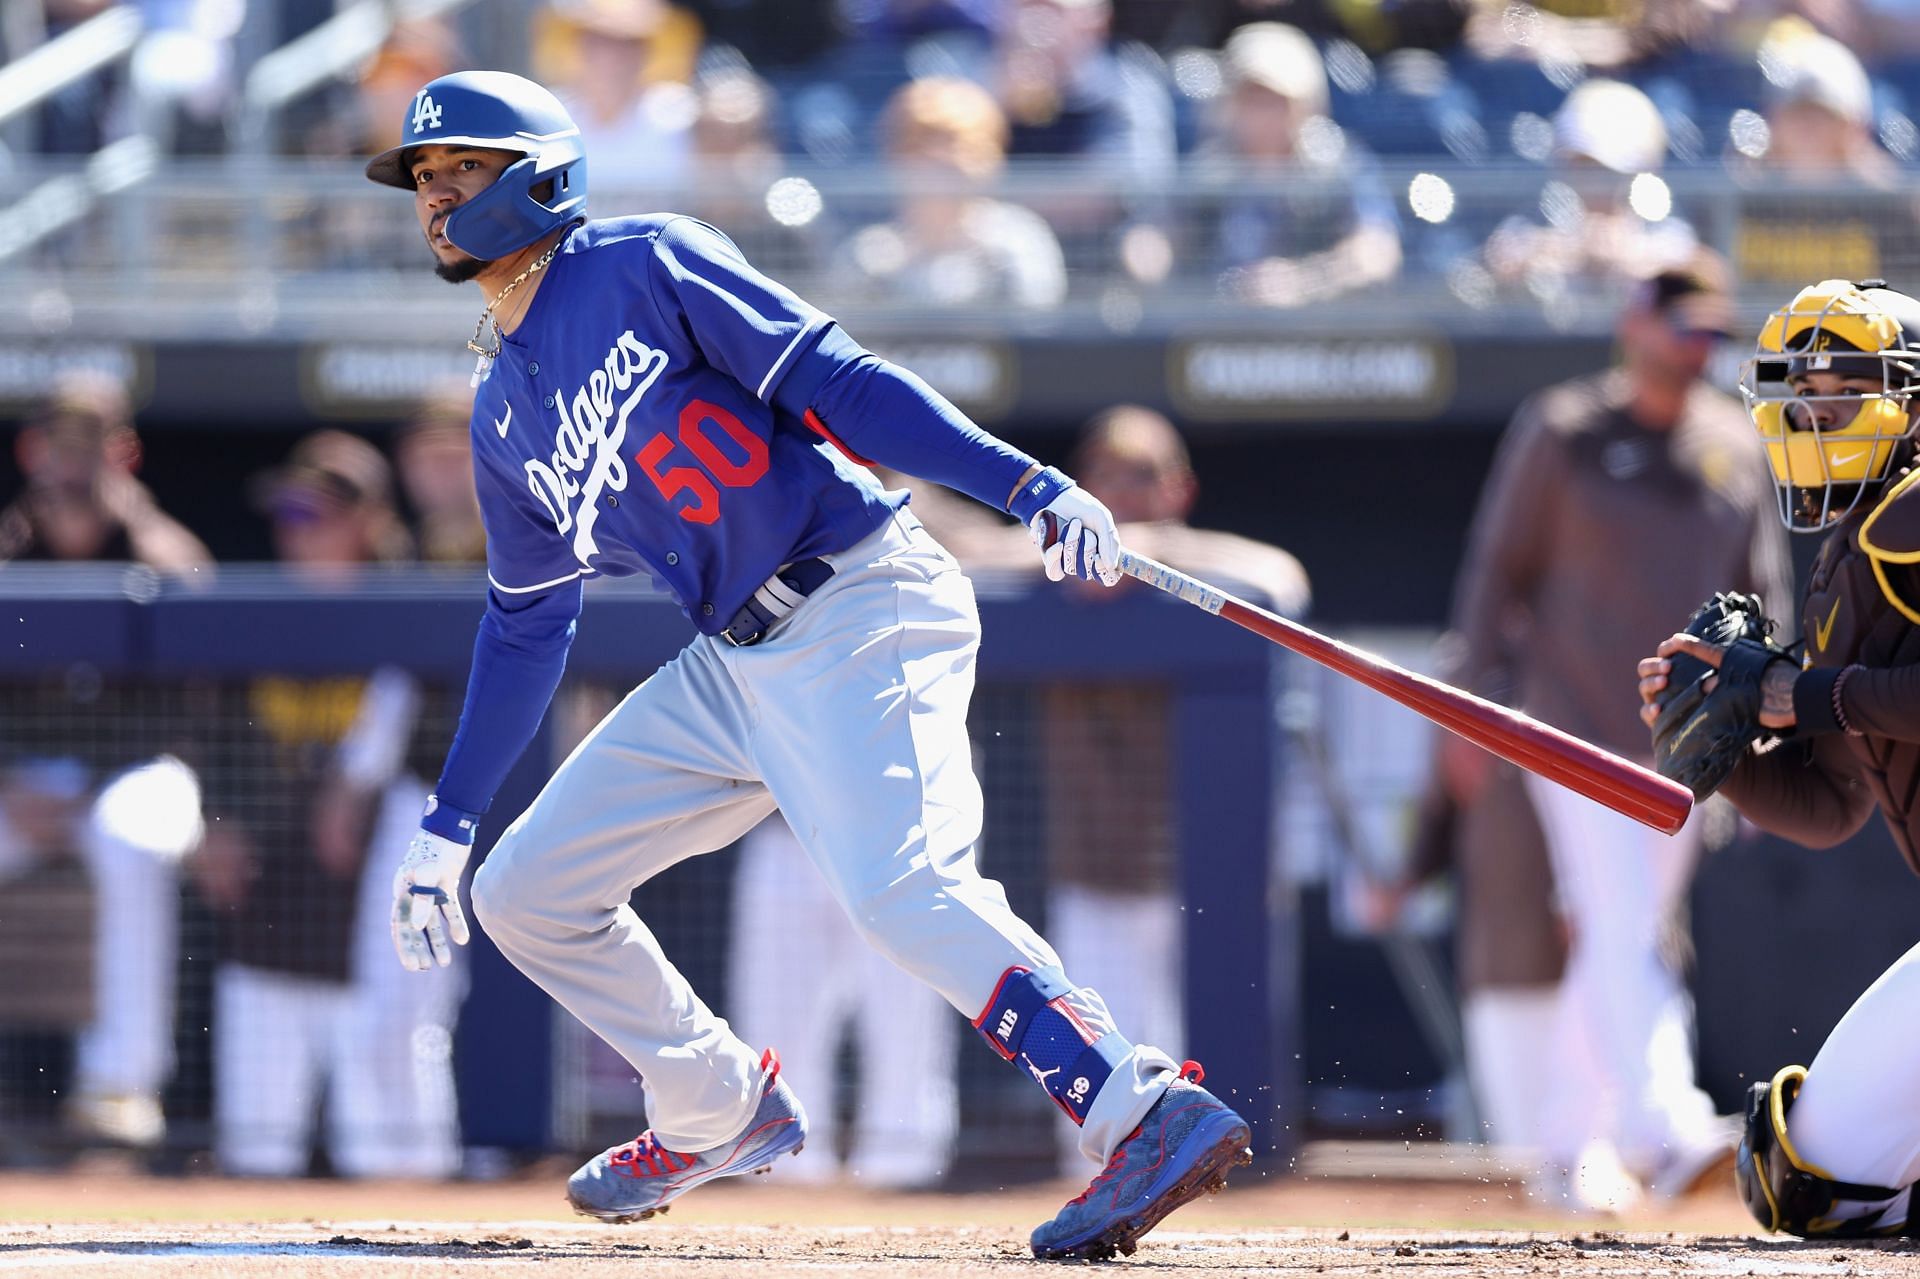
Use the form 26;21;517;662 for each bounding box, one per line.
719;556;836;647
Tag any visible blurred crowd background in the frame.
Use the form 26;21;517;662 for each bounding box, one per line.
1;0;1919;1210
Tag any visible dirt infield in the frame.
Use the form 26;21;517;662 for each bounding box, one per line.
1;1160;1915;1277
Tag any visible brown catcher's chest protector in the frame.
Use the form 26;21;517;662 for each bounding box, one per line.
1803;467;1920;872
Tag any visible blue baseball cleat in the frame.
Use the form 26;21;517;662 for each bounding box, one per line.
567;1048;807;1223
1031;1064;1253;1261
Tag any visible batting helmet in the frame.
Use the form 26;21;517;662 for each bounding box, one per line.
365;70;587;261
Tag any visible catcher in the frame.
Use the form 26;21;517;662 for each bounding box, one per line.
1638;278;1920;1236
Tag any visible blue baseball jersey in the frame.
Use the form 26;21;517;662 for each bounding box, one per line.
425;211;1058;829
468;215;902;632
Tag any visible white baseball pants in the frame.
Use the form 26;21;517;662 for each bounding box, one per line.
471;510;1176;1161
217;783;462;1178
1781;938;1920;1216
1525;775;1722;1177
74;756;202;1108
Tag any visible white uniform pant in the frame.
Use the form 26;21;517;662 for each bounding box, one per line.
730;814;957;1185
1050;884;1183;1170
1784;939;1920;1220
1525;775;1720;1175
471;511;1175;1163
75;757;203;1104
217;784;462;1178
1462;985;1560;1153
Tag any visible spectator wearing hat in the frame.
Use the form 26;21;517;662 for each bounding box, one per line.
199;432;458;1177
538;0;699;197
1383;251;1788;1212
1731;24;1911;291
1758;26;1891;181
0;372;210;575
1482;79;1698;299
837;77;1067;309
395;391;486;567
1203;22;1402;307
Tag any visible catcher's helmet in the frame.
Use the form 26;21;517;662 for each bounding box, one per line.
1742;278;1920;531
365;70;587;261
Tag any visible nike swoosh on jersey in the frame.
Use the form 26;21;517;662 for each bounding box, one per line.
495;404;513;438
1815;597;1841;652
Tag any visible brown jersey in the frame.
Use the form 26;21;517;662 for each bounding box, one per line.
1721;467;1920;869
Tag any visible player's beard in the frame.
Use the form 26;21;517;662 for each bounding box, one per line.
434;252;489;284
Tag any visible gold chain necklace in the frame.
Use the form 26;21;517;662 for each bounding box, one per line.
467;242;561;384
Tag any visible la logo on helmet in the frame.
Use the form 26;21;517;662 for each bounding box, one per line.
411;93;443;135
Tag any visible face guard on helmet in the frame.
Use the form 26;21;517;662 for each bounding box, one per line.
365;70;588;262
1741;279;1920;532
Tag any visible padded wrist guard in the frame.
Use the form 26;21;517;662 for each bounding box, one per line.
1738;1065;1917;1238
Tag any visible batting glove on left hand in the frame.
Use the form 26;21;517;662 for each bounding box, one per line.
1010;467;1125;587
391;828;471;972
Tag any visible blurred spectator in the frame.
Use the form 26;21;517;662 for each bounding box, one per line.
202;432;458;1177
1482;79;1698;300
1754;25;1889;180
728;812;958;1187
0;376;206;1154
306;18;465;159
395;388;485;566
685;67;825;276
537;0;700;195
1732;24;1916;290
1027;406;1307;1171
837;77;1067;309
1205;23;1402;308
1397;254;1788;1211
0;373;211;577
0;757;95;1153
127;0;245;153
993;0;1175;179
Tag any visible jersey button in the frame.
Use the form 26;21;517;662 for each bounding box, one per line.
604;495;618;509
665;552;679;565
543;395;556;409
701;603;715;616
527;361;539;375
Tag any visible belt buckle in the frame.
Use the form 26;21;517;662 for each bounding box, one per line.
720;622;763;647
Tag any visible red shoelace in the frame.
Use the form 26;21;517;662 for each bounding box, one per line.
607;1049;782;1179
1065;1061;1205;1206
608;1132;697;1178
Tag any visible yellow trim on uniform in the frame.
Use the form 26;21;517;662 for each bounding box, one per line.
1860;466;1920;561
1858;468;1920;624
1769;1065;1839;1180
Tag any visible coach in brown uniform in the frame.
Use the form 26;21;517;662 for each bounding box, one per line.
1639;279;1920;1237
1440;252;1789;1211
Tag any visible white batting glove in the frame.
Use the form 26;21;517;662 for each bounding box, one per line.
1030;486;1124;587
391;828;472;972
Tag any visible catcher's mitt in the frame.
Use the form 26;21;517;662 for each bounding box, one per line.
1650;591;1794;801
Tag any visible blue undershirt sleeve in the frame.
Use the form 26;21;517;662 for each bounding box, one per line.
774;324;1040;513
425;578;583;836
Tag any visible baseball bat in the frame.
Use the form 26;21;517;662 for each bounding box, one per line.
1117;550;1693;835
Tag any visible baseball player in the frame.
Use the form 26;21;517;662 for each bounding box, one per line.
1638;278;1920;1236
368;71;1251;1260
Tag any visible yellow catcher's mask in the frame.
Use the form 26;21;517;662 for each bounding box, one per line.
1742;279;1920;532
